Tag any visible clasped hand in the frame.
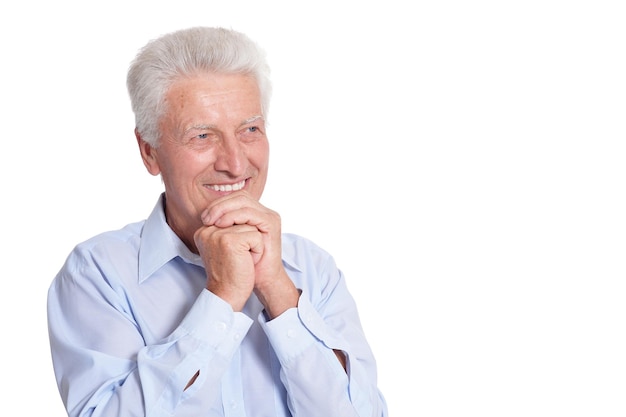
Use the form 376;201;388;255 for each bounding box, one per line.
193;191;298;317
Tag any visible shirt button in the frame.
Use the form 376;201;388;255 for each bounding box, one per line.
233;332;241;340
216;321;227;331
287;329;296;338
230;400;237;409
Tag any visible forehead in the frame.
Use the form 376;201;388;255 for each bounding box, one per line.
160;72;262;130
166;72;260;103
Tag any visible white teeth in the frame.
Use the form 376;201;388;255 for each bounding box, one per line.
208;180;245;192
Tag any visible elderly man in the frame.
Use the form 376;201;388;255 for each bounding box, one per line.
48;26;388;417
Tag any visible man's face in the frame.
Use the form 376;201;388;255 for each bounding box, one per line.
138;72;269;248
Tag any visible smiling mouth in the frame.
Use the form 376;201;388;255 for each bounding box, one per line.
205;179;246;192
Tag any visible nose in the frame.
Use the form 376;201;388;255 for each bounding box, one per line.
214;134;246;176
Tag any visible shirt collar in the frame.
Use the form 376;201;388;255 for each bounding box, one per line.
138;193;302;283
138;193;203;283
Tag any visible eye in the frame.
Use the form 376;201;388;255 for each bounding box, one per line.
239;125;265;143
185;130;217;147
242;125;265;136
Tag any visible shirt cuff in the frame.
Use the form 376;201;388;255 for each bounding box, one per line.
180;289;253;357
259;292;341;363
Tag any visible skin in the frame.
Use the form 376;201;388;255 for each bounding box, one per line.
136;72;346;388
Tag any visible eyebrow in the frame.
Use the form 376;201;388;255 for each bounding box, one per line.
184;116;264;134
185;124;215;133
241;115;264;125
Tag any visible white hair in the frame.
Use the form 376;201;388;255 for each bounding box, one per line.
127;26;272;147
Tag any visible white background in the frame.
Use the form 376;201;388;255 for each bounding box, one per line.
1;1;625;416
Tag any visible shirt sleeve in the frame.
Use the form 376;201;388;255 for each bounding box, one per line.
47;251;252;417
258;262;388;417
140;290;253;416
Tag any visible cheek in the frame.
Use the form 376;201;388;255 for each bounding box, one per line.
252;148;270;192
251;141;270;169
160;151;206;183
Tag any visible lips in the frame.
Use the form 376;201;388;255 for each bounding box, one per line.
205;179;246;192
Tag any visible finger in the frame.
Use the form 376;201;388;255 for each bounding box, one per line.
212;206;275;230
200;191;256;225
203;195;276;232
212;226;264;265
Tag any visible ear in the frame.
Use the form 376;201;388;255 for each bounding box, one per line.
136;128;161;176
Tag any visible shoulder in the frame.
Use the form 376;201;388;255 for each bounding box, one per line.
75;220;145;253
58;220;146;278
281;232;341;282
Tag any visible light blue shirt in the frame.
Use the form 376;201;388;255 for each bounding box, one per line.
48;194;388;417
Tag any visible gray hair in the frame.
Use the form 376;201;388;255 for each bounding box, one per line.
127;26;272;147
